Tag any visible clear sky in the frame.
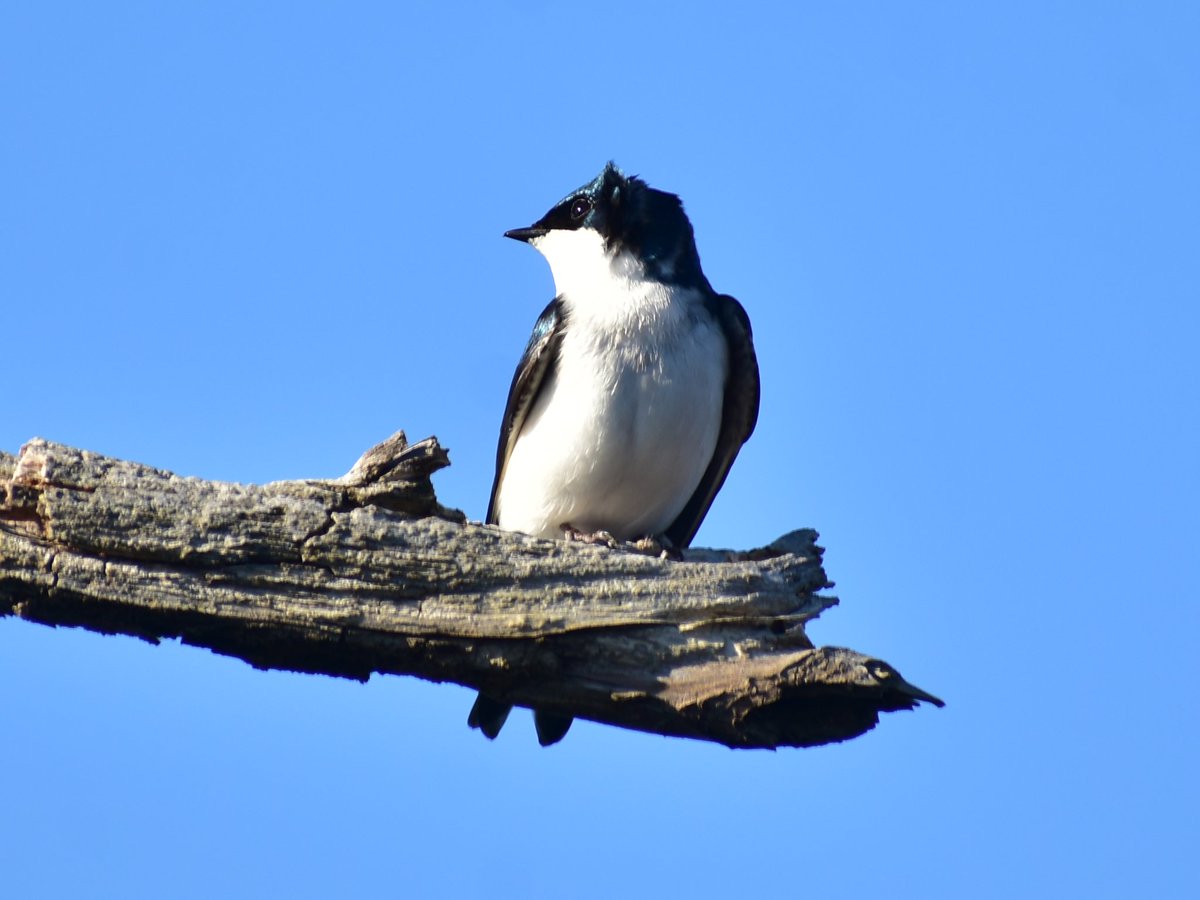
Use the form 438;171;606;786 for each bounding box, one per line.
2;2;1197;898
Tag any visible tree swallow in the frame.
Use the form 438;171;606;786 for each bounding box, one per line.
469;162;760;745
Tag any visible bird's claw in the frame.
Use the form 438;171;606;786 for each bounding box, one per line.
560;524;621;549
632;534;683;561
560;526;683;560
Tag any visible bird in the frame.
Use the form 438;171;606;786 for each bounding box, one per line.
469;162;760;746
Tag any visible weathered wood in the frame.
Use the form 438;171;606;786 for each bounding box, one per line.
0;433;942;748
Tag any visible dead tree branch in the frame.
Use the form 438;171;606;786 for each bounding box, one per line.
0;433;942;748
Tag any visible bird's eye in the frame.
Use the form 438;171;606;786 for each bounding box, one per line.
570;197;592;220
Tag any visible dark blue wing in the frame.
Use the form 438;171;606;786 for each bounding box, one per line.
664;293;760;548
486;297;567;525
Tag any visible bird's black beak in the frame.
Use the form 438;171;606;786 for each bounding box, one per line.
504;226;548;243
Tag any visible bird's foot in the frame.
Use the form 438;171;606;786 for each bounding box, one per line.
631;533;683;561
560;524;621;549
560;525;683;559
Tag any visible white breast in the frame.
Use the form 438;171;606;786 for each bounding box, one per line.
495;232;727;542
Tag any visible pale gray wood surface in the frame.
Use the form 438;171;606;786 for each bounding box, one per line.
0;432;942;748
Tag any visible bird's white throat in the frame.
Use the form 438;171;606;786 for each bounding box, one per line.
531;227;611;296
530;228;659;319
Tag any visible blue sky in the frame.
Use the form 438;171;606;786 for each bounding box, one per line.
2;2;1197;897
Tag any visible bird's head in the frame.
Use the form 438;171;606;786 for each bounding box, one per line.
505;162;707;292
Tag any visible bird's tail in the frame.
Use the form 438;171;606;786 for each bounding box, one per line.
467;692;512;739
533;711;573;746
468;693;575;746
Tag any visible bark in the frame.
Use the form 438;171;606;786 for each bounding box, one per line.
0;432;942;749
